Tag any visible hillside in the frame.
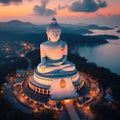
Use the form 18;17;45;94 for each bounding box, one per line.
0;20;92;34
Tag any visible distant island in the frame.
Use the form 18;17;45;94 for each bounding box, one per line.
84;24;113;30
90;34;119;40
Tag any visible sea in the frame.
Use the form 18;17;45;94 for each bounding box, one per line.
77;27;120;75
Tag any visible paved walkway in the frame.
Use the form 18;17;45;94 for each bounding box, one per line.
65;100;80;120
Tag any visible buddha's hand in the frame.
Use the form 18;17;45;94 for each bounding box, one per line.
48;55;67;66
52;62;63;66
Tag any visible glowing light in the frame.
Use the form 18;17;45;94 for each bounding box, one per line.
34;108;38;112
90;90;97;97
0;89;4;94
19;97;26;103
9;77;14;80
64;99;70;103
20;54;24;57
84;105;90;111
5;48;10;52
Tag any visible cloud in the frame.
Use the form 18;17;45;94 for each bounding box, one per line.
0;0;32;5
33;0;56;16
0;0;22;5
68;0;107;12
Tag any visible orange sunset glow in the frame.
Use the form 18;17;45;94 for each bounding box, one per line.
0;0;120;24
0;0;120;25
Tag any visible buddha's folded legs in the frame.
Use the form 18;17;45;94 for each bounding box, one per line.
61;64;75;72
61;61;75;71
37;61;76;73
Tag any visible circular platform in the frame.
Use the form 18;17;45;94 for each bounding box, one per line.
27;69;87;100
21;74;91;102
12;73;92;112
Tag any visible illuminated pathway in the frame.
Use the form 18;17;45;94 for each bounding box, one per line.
65;100;80;120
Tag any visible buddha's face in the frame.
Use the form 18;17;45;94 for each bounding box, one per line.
47;29;61;42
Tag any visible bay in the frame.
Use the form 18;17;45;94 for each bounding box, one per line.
77;27;120;75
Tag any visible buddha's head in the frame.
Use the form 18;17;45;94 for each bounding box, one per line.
46;18;61;42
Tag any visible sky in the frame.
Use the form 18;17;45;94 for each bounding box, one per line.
0;0;120;25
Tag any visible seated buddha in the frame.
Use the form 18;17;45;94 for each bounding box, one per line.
37;18;76;74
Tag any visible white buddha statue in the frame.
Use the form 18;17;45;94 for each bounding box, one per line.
29;18;81;99
37;18;76;74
